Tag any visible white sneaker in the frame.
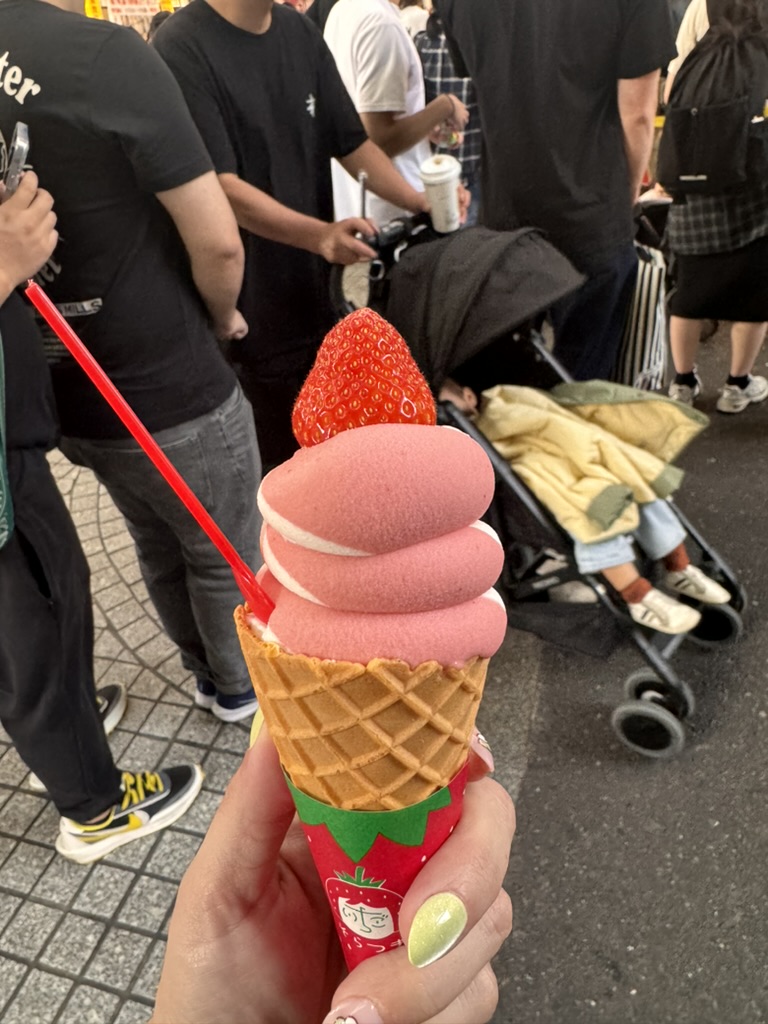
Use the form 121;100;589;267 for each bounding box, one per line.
628;587;701;635
668;372;701;406
666;565;730;605
716;375;768;414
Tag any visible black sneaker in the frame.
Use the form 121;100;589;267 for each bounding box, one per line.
28;683;128;793
95;682;128;734
55;765;204;864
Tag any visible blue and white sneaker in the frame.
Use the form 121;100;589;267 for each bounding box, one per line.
195;678;217;710
212;690;259;724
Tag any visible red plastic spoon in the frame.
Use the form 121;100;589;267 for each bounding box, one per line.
25;280;274;624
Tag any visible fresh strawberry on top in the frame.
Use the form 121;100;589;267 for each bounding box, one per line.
292;308;436;447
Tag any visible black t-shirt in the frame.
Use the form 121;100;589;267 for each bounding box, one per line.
2;293;57;453
0;0;236;440
438;0;676;261
154;1;368;367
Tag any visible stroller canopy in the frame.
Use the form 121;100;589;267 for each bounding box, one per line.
385;226;584;392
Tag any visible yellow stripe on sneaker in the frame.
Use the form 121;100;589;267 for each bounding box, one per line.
77;812;146;843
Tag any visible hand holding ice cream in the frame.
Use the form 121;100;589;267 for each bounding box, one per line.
151;716;514;1024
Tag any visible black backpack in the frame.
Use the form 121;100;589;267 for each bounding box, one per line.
657;21;768;195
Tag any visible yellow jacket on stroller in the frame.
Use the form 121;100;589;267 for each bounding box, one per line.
476;381;708;544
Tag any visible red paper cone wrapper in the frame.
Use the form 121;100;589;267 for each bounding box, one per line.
287;765;469;968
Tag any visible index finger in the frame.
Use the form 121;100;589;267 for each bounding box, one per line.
345;216;378;236
3;170;38;207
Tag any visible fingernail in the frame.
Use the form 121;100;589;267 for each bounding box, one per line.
471;729;494;772
321;999;383;1024
407;892;468;968
249;708;265;747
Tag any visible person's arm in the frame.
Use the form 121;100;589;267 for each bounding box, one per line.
0;172;58;304
361;93;468;158
339;16;468;158
218;172;377;265
155;171;248;341
338;138;429;214
618;69;661;203
88;33;248;340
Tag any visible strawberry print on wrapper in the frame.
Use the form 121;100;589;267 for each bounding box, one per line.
327;868;402;954
287;765;468;969
292;308;436;447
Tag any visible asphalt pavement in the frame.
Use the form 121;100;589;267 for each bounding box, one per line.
479;327;768;1024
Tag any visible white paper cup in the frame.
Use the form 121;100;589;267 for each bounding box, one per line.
419;154;462;234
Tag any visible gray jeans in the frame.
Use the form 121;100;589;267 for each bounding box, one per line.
573;499;687;574
61;385;261;696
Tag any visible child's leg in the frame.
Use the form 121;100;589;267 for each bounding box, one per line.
635;501;730;605
633;500;686;562
573;536;649;599
573;531;701;634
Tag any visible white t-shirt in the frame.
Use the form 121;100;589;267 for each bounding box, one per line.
666;0;709;81
325;0;431;226
399;5;429;38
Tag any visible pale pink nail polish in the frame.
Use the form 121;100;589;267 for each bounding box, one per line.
321;998;384;1024
470;728;495;772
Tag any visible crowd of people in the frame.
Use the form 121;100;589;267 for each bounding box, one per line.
1;0;767;1019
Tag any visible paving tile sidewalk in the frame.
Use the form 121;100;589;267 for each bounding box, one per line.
0;453;250;1024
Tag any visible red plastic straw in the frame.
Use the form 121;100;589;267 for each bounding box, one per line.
25;281;274;624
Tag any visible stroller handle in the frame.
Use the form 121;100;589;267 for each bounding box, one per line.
330;212;433;318
356;212;428;253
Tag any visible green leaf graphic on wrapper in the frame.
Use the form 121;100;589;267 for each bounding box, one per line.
336;866;384;888
286;776;452;862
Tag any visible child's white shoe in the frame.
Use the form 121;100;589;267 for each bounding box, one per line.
629;588;701;635
665;565;730;605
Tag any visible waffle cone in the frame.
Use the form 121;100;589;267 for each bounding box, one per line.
235;606;487;811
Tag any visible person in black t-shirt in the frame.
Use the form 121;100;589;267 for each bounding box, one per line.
0;0;262;722
153;0;432;471
438;0;677;382
0;172;203;863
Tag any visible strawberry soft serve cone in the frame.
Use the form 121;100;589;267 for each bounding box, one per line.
235;309;505;967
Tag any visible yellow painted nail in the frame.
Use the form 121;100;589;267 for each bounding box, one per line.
249;708;265;747
407;892;468;968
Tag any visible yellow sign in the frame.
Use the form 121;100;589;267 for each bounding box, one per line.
85;0;104;16
160;0;174;10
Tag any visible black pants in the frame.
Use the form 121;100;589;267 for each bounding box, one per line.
0;449;122;821
550;240;639;381
224;344;319;474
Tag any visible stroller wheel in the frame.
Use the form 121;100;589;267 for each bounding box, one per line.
685;603;743;649
623;668;695;719
611;701;686;759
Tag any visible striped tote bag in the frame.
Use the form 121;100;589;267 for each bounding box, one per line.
612;244;668;391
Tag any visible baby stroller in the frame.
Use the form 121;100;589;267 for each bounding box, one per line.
330;218;746;760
